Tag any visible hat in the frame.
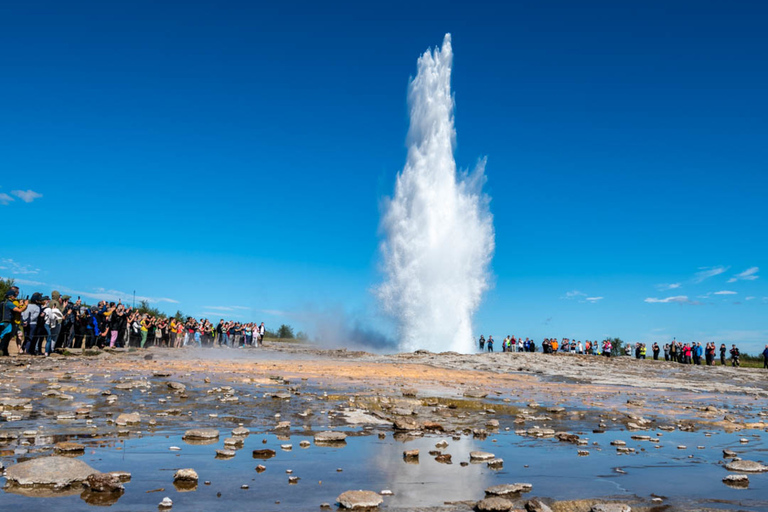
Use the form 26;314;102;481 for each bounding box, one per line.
4;290;17;298
42;295;50;301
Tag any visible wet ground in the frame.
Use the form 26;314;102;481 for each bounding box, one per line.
1;343;767;511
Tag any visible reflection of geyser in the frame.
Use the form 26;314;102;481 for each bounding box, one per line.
378;34;495;354
375;435;491;507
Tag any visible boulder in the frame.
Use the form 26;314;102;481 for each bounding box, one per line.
337;490;384;509
5;456;98;488
725;460;768;472
485;483;532;496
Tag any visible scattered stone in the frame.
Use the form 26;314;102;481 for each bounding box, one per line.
723;474;749;487
289;476;300;483
159;497;173;508
232;427;250;436
393;418;420;431
173;468;199;482
183;429;219;440
314;431;348;443
115;412;140;425
435;453;452;464
300;440;311;448
166;382;186;391
54;441;85;453
487;458;504;468
463;387;489;398
337;490;384;509
83;472;124;493
403;449;419;459
402;388;417;397
224;437;244;447
253;449;276;459
723;449;738;458
578;450;590;456
256;465;266;472
216;449;236;458
281;444;293;450
470;451;496;461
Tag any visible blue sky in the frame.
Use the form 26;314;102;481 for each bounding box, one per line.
1;1;766;352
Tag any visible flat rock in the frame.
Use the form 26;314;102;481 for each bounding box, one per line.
315;431;348;443
723;474;749;486
55;441;85;453
166;381;186;392
5;456;98;488
337;490;384;509
470;451;496;461
485;483;533;496
591;504;631;512
725;460;768;472
216;449;236;458
476;497;514;512
115;412;140;425
232;427;250;436
463;387;489;398
183;429;219;440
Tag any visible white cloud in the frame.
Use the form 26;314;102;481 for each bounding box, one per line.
54;285;178;305
585;297;603;303
11;189;42;203
745;296;756;301
727;267;759;283
203;305;250;312
644;295;693;304
0;258;40;275
562;290;586;299
693;266;729;283
656;283;681;291
713;290;737;295
0;193;13;205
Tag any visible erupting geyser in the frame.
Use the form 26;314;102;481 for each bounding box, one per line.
378;34;495;353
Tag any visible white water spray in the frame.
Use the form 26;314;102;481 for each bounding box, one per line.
378;34;495;353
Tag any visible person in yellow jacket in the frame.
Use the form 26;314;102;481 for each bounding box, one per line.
140;315;150;348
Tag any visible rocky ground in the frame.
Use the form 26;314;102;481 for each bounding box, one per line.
0;342;766;511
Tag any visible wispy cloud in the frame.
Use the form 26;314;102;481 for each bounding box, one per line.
0;193;13;205
203;305;250;311
656;283;681;291
745;296;756;301
585;296;603;303
644;295;699;305
11;189;42;203
561;290;586;299
727;267;759;283
693;266;729;283
713;290;737;295
0;258;40;275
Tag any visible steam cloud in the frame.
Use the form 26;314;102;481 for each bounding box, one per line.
377;34;495;353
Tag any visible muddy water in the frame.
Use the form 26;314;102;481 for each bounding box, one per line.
1;348;767;511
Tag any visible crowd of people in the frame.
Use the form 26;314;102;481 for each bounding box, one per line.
477;334;767;368
0;286;266;357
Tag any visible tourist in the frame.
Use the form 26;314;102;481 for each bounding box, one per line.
763;345;768;369
652;342;660;360
487;335;494;352
730;345;740;367
478;334;485;351
720;344;727;365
